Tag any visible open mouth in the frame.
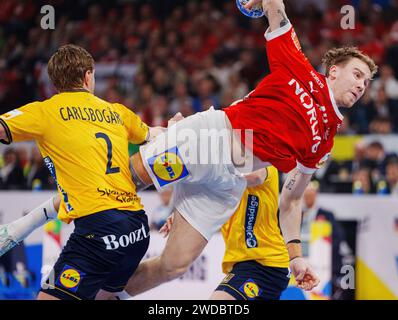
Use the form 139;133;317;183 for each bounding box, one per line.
351;91;357;100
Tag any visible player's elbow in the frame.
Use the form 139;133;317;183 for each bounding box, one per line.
263;0;285;11
279;195;301;215
279;188;302;214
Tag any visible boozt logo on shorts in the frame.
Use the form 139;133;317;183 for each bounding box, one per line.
56;265;85;293
101;223;149;250
245;195;259;248
148;146;189;187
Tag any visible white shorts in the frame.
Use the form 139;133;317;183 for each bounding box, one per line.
140;108;247;240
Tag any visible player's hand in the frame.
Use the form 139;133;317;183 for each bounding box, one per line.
168;112;184;128
243;0;263;10
159;214;174;238
289;257;320;291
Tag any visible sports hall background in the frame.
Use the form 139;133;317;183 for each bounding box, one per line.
0;0;397;300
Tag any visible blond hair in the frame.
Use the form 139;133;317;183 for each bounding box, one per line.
322;46;378;79
47;44;94;92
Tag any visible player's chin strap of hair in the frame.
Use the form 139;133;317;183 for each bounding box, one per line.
130;161;151;192
286;239;302;262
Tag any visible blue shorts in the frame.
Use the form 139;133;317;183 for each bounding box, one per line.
215;261;290;300
40;209;150;300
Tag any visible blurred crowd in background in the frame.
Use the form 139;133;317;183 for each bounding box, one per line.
0;0;398;194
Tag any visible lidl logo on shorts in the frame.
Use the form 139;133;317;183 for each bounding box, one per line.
56;265;85;292
239;279;262;300
148;146;189;187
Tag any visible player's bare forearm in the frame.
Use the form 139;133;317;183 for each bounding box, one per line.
245;0;289;32
279;168;312;245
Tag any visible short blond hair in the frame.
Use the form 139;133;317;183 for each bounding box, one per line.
322;46;378;79
48;44;94;92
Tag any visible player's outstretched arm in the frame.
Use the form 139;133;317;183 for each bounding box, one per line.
0;196;60;257
279;168;320;291
279;168;311;243
244;0;288;32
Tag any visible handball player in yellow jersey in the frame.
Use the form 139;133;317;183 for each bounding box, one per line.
160;167;290;300
212;166;290;300
0;44;164;300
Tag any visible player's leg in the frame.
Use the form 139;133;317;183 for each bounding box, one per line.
37;291;60;300
123;208;208;296
209;290;236;300
95;289;131;300
0;196;60;257
95;212;150;300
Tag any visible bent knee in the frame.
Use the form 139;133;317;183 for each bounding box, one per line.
160;258;190;281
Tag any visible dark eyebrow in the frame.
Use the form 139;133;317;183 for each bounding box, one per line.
354;68;365;77
354;67;371;86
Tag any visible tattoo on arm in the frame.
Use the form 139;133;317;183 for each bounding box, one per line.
278;9;288;27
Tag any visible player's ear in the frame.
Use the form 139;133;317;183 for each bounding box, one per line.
84;69;95;92
328;65;338;80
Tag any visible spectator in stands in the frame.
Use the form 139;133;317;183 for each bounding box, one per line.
192;74;220;112
364;141;397;182
26;146;56;191
169;81;194;116
0;147;26;190
352;165;375;194
367;86;393;121
322;141;367;193
371;64;398;100
386;157;398;195
150;188;173;231
302;181;354;300
369;116;393;134
347;90;373;134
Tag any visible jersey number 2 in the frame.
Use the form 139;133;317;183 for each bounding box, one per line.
95;132;120;174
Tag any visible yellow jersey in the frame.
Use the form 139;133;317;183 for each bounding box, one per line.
221;166;289;273
0;91;149;223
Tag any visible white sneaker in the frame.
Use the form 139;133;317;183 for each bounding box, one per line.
0;224;19;257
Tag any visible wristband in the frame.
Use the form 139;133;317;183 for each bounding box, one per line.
287;241;302;261
287;239;301;244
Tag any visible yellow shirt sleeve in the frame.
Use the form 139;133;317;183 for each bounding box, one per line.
0;102;45;143
115;103;149;144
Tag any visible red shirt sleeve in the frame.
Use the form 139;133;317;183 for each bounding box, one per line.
265;22;314;76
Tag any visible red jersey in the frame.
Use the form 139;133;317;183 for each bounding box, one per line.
224;22;343;173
